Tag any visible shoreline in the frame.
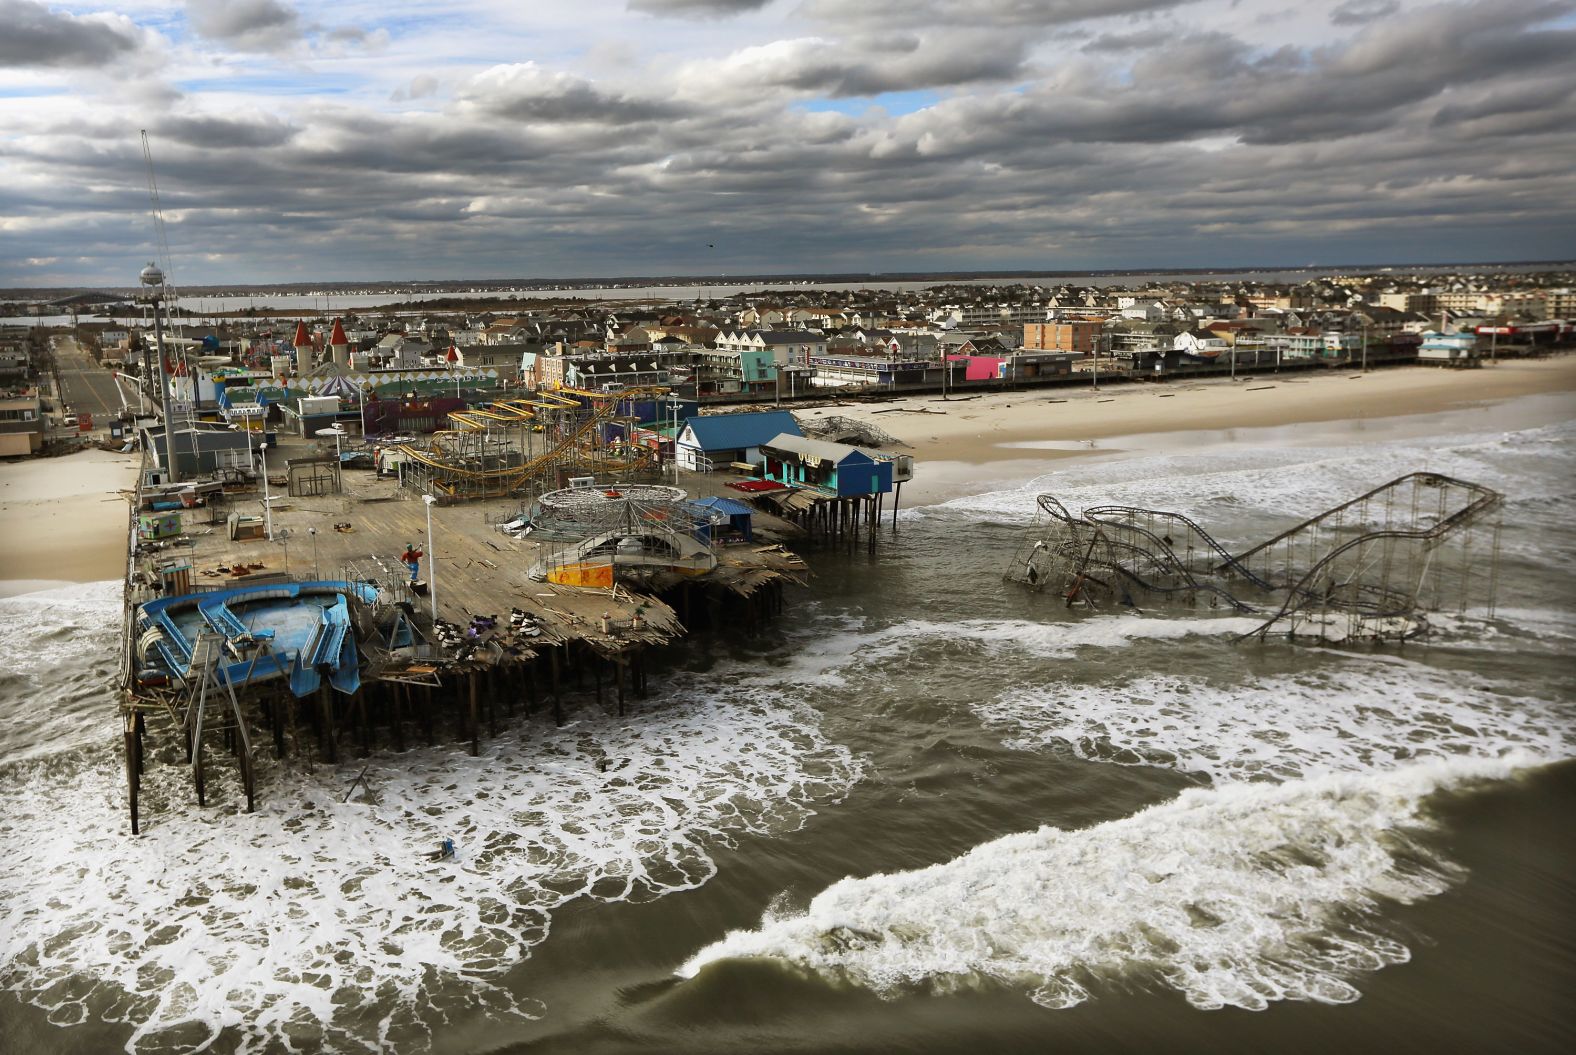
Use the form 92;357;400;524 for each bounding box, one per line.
819;357;1576;503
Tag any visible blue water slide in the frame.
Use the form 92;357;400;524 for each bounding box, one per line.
139;581;377;695
289;648;322;698
154;638;188;676
198;598;250;639
149;612;193;668
330;627;361;695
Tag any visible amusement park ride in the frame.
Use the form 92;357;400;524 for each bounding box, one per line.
391;385;671;501
1006;472;1504;643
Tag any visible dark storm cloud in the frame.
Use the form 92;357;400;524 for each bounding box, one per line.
799;0;1190;28
153;114;299;149
868;2;1576;150
689;31;1032;97
459;64;688;124
628;0;773;16
185;0;301;52
1083;28;1174;52
6;0;1576;285
0;0;142;68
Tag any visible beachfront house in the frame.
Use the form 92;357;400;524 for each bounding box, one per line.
0;394;45;456
675;410;802;472
1418;330;1484;365
760;433;894;496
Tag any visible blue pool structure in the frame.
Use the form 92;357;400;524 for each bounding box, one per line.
136;581;381;697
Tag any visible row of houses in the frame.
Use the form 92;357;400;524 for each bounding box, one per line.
0;327;46;457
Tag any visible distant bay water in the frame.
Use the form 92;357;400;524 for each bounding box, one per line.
5;262;1560;327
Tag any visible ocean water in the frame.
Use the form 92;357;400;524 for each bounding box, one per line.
1;409;1573;1053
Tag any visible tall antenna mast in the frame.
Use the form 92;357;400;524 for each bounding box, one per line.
139;131;189;480
141;130;177;300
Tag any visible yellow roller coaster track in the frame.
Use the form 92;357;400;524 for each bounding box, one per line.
445;398;541;432
395;385;669;498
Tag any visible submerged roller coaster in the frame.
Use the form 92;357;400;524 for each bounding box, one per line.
1005;472;1504;643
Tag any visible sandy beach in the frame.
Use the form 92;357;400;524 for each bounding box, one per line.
815;357;1576;503
0;449;139;597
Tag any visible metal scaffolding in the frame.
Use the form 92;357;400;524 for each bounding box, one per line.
394;386;667;502
1005;472;1504;643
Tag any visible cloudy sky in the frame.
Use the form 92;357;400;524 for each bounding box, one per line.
2;0;1574;287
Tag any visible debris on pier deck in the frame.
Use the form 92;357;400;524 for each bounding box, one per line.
118;451;812;833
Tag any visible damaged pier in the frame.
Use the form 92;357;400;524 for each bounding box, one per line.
116;444;810;834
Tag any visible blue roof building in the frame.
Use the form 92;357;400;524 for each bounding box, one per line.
689;495;756;542
760;433;893;496
676;410;802;471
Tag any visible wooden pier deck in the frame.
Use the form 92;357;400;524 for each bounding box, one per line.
118;443;811;832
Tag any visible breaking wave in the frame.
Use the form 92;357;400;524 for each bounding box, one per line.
977;657;1575;785
923;418;1576;535
680;756;1530;1010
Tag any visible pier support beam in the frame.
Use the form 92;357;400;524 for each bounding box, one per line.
272;695;286;759
392;684;406;752
468;671;480;757
318;685;338;765
124;710;141;836
550;647;564;726
615;657;626;717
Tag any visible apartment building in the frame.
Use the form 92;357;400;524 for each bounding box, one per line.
1023;320;1102;354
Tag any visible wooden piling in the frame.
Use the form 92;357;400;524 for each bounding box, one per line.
318;685;338;765
124;711;141;835
393;683;406;752
550;646;564;726
468;670;480;757
272;695;286;759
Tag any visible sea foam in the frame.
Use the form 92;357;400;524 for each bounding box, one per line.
977;656;1574;785
0;639;860;1051
679;756;1529;1010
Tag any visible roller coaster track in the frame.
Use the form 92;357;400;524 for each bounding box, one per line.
395;385;668;498
1230;472;1494;571
444;398;542;432
1012;472;1503;641
1239;477;1503;640
1084;504;1277;591
1018;495;1266;609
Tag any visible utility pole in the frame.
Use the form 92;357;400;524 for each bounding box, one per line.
423;494;438;622
259;440;273;539
1091;325;1099;389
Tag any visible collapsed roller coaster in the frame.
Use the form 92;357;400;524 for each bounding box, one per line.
1005;472;1504;643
